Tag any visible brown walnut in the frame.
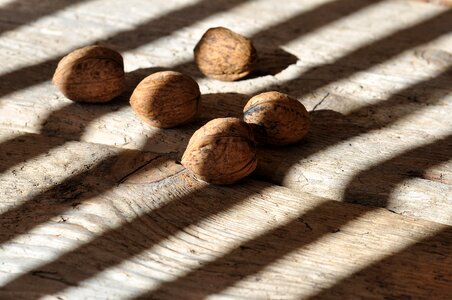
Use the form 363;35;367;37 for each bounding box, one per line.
194;27;257;81
130;71;200;128
181;117;257;184
243;91;310;145
53;45;125;103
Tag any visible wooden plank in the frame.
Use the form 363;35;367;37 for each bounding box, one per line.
0;0;450;224
0;137;450;299
1;83;451;227
1;84;451;224
0;0;451;298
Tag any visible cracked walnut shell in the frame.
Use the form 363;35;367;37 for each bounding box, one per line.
53;45;125;103
243;91;310;145
181;117;257;184
130;71;200;128
194;27;257;81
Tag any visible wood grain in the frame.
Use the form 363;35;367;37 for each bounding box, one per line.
0;0;450;224
0;137;450;299
0;0;451;299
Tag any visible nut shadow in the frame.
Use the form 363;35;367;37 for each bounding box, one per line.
199;92;248;120
265;9;452;98
0;66;162;175
0;91;254;297
135;134;452;299
0;0;387;100
255;65;452;206
133;69;452;297
0;0;250;99
2;49;450;295
1;1;451;298
245;46;299;79
0;91;247;248
0;136;171;246
2;69;451;297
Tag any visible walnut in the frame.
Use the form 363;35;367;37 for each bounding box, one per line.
243;91;310;145
194;27;257;81
130;71;200;128
53;45;125;103
181;117;257;184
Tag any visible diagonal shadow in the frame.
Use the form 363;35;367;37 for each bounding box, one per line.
0;175;262;297
0;103;119;175
171;6;451;89
2;0;444;174
160;0;387;78
0;1;449;102
0;0;392;101
342;133;452;207
97;0;247;52
134;136;452;299
0;65;161;175
0;0;90;36
0;0;393;243
0;143;163;245
306;142;452;299
0;0;450;298
267;9;452;98
0;0;249;99
247;0;385;77
1;73;450;297
255;65;452;190
1;64;449;248
1;0;422;182
252;0;383;45
0;0;256;251
0;90;242;246
308;226;452;299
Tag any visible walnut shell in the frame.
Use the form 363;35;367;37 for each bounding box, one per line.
243;91;310;145
53;45;125;103
181;117;257;184
194;27;257;81
130;71;200;128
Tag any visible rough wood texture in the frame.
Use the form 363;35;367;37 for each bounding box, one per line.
0;0;451;299
0;0;450;223
0;135;450;299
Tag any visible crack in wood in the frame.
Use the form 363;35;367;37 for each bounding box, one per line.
312;92;330;111
117;155;163;184
31;271;75;286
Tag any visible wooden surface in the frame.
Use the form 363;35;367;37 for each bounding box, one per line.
0;0;451;299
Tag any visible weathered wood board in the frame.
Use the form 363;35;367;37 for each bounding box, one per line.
0;136;450;299
0;0;451;223
0;0;451;299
